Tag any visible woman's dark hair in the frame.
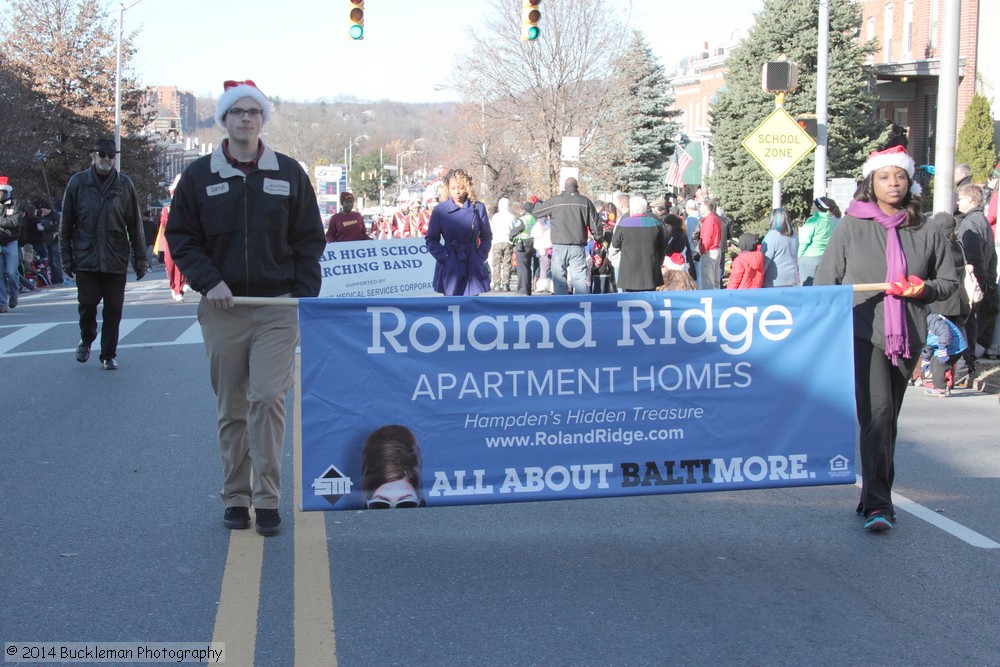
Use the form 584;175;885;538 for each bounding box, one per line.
855;170;924;229
814;196;841;218
361;425;423;501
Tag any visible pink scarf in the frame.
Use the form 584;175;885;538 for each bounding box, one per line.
845;199;909;366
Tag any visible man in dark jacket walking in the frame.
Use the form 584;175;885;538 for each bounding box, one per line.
60;139;147;369
531;177;601;295
166;80;325;537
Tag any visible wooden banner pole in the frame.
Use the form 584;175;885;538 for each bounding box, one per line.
230;283;890;307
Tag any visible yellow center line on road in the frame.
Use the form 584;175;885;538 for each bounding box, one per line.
293;357;338;666
212;529;263;665
210;357;338;666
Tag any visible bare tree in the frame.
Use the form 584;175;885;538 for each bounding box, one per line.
1;0;157;202
457;0;627;197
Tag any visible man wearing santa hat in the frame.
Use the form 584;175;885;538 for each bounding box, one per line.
326;190;370;242
166;80;326;537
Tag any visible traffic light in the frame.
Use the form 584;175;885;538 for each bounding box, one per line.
521;0;541;41
348;0;364;40
796;114;818;140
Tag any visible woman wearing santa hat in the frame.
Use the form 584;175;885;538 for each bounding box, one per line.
816;146;958;531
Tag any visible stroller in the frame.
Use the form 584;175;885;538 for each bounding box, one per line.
20;244;52;288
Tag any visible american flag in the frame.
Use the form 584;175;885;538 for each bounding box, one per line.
665;145;692;189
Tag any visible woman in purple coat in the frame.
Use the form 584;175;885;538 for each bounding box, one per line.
425;168;492;296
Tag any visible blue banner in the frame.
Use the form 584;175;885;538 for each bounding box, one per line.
300;287;858;511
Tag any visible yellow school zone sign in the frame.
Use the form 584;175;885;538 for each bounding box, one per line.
741;108;817;181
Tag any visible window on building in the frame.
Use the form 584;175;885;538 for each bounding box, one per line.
867;17;876;64
903;0;914;60
883;4;894;62
929;0;939;49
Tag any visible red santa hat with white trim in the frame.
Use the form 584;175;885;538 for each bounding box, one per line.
663;252;687;271
215;79;272;129
0;176;11;194
862;145;915;179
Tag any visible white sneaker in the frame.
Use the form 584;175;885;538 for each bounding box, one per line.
172;291;183;302
182;284;192;294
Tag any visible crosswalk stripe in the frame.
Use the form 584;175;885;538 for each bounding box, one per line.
0;323;59;354
0;316;202;358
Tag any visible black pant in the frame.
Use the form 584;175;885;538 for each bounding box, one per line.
514;245;535;296
853;340;913;517
962;303;980;373
76;271;127;362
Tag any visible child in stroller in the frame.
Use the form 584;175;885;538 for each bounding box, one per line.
20;244;51;288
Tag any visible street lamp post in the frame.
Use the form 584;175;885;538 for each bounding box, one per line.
114;0;144;172
347;134;366;190
396;150;416;198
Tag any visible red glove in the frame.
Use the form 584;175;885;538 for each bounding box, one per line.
885;274;925;298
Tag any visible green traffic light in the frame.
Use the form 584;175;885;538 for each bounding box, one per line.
526;26;539;40
349;24;364;40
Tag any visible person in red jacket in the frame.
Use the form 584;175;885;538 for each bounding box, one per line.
985;165;998;232
697;199;723;289
727;233;765;289
325;191;370;242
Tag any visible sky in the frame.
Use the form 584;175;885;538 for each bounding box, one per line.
110;0;762;103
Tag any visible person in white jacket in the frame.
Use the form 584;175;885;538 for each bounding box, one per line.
489;197;517;290
531;210;552;293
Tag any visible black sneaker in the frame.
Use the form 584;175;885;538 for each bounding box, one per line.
255;508;281;536
76;341;91;363
223;507;251;529
8;292;17;308
102;358;118;370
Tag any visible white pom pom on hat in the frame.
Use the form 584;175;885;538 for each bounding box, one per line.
862;145;915;179
215;79;271;129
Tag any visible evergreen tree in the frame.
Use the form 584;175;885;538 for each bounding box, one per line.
956;93;997;182
0;0;158;203
599;31;680;196
709;0;887;236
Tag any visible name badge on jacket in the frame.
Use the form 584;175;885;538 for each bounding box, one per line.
263;178;291;197
207;183;229;197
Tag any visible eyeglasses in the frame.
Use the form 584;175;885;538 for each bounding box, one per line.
97;151;116;159
366;498;421;509
227;107;263;118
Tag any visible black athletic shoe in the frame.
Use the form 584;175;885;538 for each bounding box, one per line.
223;507;251;529
76;341;91;363
102;358;118;370
255;508;281;536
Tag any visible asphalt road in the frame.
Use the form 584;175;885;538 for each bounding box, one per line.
2;270;998;667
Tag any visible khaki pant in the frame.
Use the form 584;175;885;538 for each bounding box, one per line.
199;299;298;509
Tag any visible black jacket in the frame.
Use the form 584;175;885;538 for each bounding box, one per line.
60;167;146;274
956;206;998;294
165;144;326;298
531;187;600;246
0;195;23;246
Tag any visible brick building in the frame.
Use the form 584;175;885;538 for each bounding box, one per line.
668;33;743;188
666;1;995;185
859;0;984;166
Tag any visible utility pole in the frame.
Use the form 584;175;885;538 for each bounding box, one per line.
813;0;830;199
932;0;961;214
